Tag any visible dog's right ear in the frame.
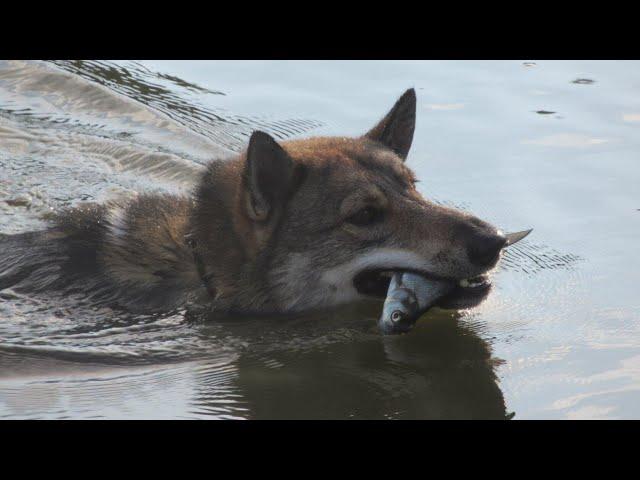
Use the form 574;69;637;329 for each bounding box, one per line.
365;88;416;161
243;131;296;222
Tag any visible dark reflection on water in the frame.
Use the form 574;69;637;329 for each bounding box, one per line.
1;298;509;419
227;311;509;420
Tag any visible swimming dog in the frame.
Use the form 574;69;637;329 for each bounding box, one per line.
0;89;510;315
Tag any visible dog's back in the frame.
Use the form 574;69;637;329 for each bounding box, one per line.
0;195;201;312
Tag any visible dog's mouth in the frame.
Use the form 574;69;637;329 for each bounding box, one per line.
353;268;492;310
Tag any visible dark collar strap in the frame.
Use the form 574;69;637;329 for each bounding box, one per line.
185;233;217;299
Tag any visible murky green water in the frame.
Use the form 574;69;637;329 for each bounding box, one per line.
1;60;638;419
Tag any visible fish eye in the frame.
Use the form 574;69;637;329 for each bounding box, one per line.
347;206;384;227
390;310;404;323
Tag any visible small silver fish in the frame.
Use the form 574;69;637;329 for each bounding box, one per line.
378;272;452;335
378;229;532;334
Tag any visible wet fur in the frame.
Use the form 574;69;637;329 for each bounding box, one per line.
0;197;200;312
0;89;502;314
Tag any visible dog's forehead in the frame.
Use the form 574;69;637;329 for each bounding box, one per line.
352;144;417;187
282;136;416;186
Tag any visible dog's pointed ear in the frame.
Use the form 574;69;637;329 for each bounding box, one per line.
364;88;416;161
243;131;296;222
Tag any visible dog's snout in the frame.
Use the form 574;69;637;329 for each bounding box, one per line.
467;231;507;267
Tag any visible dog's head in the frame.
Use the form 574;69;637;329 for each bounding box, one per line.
228;89;508;312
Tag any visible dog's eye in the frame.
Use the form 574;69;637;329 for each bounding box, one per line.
347;206;384;226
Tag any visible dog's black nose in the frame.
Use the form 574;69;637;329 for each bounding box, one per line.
467;232;507;267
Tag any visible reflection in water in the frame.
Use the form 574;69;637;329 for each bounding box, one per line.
223;311;509;420
1;303;509;419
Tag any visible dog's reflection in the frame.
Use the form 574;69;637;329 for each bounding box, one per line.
191;307;511;420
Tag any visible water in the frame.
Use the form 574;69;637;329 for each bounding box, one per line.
0;60;638;419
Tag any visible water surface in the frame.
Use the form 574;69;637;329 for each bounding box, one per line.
1;60;639;419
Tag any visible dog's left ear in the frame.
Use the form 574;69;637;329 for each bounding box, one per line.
364;88;416;161
243;131;297;222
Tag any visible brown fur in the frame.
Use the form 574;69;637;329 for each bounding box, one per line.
1;89;505;314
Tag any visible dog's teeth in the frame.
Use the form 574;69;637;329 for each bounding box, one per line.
459;279;470;288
